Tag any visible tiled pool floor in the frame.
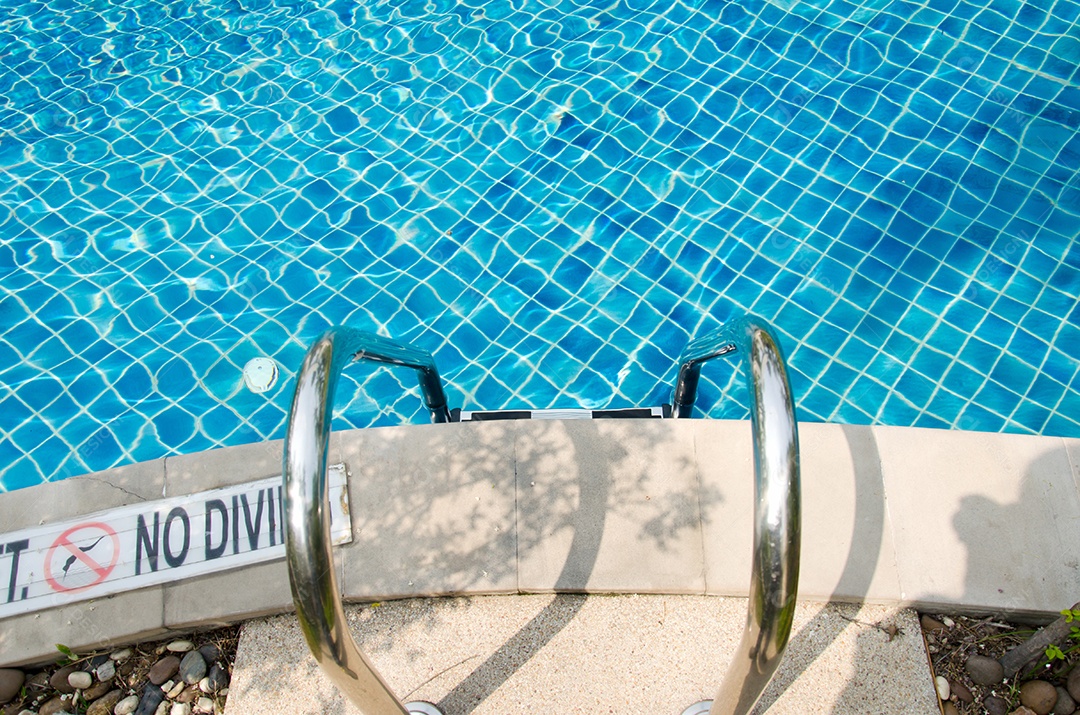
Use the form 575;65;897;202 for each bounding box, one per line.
0;0;1078;489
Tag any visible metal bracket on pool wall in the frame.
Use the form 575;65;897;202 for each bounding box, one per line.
282;318;800;715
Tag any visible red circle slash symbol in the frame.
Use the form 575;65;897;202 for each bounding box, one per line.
44;522;120;593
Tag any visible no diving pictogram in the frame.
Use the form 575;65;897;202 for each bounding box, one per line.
44;522;120;593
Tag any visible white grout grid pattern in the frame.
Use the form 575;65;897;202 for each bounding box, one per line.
0;0;1078;489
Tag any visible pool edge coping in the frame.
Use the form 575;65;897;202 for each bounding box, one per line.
0;419;1077;667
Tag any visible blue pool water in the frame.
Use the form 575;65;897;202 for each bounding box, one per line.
1;0;1078;490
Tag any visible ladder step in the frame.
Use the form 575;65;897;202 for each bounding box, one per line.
452;405;670;421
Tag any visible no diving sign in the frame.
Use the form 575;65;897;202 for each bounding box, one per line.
0;465;351;619
44;522;121;593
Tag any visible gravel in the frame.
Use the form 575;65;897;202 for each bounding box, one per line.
0;627;237;715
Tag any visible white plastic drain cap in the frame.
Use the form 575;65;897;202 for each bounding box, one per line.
243;357;278;393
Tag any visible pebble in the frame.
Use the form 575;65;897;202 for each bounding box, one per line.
178;653;206;686
84;679;115;701
950;679;973;703
1069;666;1080;702
114;694;139;715
935;675;950;700
984;695;1009;715
67;672;93;691
7;636;231;715
147;657;180;686
1012;708;1040;715
133;683;164;715
39;695;70;715
49;666;78;694
966;654;1005;685
0;669;24;704
1055;686;1078;715
943;703;958;715
109;649;132;662
1021;680;1060;715
920;615;947;633
95;661;116;683
204;665;228;694
86;690;123;715
196;645;220;666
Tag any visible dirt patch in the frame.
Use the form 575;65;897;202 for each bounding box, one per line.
921;611;1080;714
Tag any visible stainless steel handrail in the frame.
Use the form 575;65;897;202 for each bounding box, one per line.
283;327;448;715
674;317;801;715
283;320;796;715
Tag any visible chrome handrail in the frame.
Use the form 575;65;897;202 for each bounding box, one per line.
283;320;796;715
674;317;802;715
283;327;448;715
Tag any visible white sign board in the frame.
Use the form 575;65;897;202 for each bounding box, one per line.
0;465;351;619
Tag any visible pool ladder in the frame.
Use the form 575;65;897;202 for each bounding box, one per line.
282;315;801;715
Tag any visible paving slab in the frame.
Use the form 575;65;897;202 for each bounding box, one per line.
698;421;904;602
336;423;518;600
0;459;165;531
226;594;938;715
0;586;169;668
163;559;295;629
1065;437;1080;497
164;439;284;496
791;423;903;602
874;426;1080;615
516;419;706;594
695;420;755;596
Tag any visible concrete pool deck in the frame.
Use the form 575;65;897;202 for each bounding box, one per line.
228;595;940;714
1;419;1078;710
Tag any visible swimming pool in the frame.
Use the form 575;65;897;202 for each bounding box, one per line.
1;0;1077;490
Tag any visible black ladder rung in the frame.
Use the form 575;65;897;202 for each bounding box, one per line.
451;405;670;422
